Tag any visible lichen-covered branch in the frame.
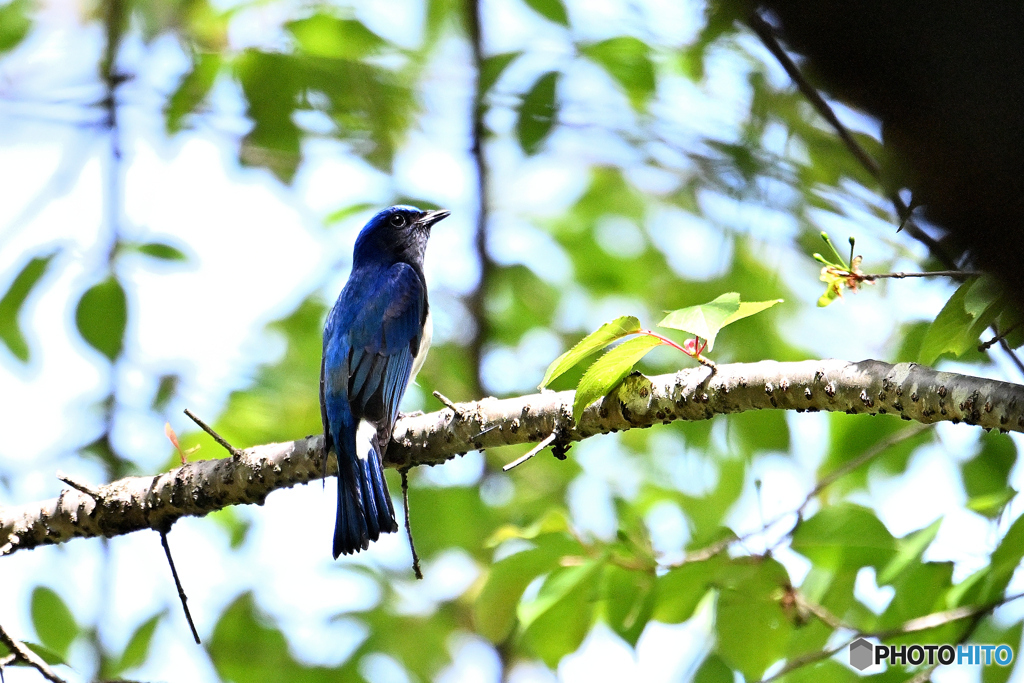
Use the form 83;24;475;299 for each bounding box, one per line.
3;359;1022;556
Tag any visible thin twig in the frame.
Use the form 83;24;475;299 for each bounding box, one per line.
503;431;558;471
159;530;201;644
0;623;68;683
800;423;930;512
749;11;1024;376
980;323;1020;351
55;471;103;501
861;270;980;281
184;408;242;458
432;391;463;418
401;469;422;580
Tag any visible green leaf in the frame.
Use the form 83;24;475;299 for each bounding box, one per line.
0;0;31;53
479;51;520;95
405;486;496;559
581;37;656;109
519;558;604;667
286;15;385;60
658;293;782;351
573;334;662;422
652;555;726;623
714;558;793;681
516;71;559;155
475;533;580;642
210;593;350;683
0;251;57;362
133;242;189;261
962;432;1016;518
919;277;1004;365
540;315;641;388
790;503;896;571
521;0;569;26
109;611;163;677
600;564;655;646
166;52;221;133
75;276;128;361
877;518;942;585
30;587;79;660
693;654;734;683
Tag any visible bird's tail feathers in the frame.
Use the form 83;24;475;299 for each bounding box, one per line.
333;439;398;558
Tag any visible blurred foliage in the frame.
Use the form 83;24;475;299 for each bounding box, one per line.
2;0;1023;681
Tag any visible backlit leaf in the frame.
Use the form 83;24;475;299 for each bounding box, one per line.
573;334;662;422
659;294;782;351
582;37;656;109
516;71;559;155
0;251;56;362
30;587;78;660
540;315;641;388
75;276;128;361
919;277;1004;365
521;0;569;26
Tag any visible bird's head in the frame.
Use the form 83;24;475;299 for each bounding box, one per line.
352;205;450;268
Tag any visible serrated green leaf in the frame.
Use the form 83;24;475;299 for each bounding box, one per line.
522;0;569;26
479;51;520;95
657;293;739;350
540;316;641;388
30;587;78;660
286;15;385;59
0;251;57;362
581;37;656;109
75;276;127;361
166;52;220;133
573;334;662;422
919;277;1004;365
658;294;782;351
519;558;604;667
134;242;188;261
516;71;558;155
109;611;163;676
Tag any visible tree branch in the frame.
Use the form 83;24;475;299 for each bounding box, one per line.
3;359;1023;555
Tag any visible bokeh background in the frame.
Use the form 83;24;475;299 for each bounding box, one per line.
2;0;1024;681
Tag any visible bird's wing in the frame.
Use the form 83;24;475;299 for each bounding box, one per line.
322;262;426;444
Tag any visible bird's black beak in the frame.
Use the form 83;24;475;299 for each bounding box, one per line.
417;209;450;231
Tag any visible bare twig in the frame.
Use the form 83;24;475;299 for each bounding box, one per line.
0;623;67;683
184;408;242;458
980;323;1020;351
860;270;981;281
503;431;558;471
432;391;464;418
55;471;103;501
400;469;422;580
159;530;201;644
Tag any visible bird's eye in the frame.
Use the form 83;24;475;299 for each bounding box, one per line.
389;214;407;228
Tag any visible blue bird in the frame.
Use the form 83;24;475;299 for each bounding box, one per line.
321;205;449;558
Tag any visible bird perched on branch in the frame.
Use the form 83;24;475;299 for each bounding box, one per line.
321;205;449;557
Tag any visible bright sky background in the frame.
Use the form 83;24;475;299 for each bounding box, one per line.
2;0;1024;682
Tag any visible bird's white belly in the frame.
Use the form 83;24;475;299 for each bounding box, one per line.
409;310;431;386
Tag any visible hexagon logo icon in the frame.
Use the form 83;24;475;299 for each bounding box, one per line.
849;638;874;671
